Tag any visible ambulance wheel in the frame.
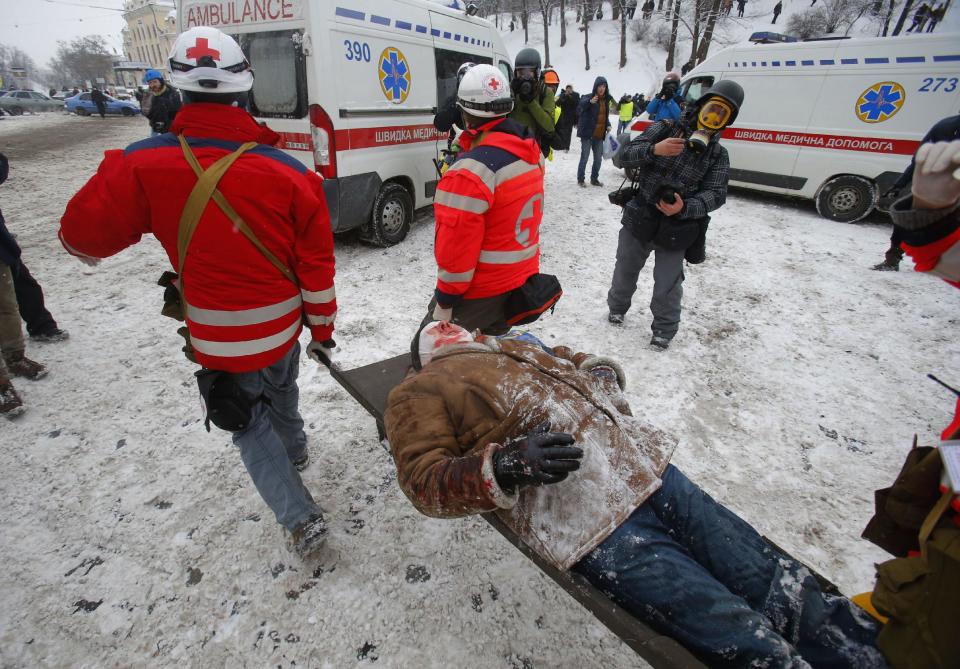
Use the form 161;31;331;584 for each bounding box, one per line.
815;175;877;223
366;182;412;247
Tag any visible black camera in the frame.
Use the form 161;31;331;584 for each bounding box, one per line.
512;77;536;103
655;184;679;205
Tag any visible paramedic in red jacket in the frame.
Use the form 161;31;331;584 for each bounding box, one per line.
58;27;336;557
418;64;545;336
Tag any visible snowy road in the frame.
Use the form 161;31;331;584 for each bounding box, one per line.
1;113;957;668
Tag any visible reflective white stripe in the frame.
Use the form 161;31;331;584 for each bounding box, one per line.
438;267;476;283
59;230;99;263
306;311;336;326
446;158;496;192
191;319;301;358
186;294;302;327
495;160;541;185
434;190;489;214
478;243;540;264
301;286;336;304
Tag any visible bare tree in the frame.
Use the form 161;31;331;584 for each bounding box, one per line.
521;0;531;43
48;36;113;87
539;0;554;66
618;1;628;67
581;1;592;70
665;0;682;71
0;44;37;88
695;0;723;64
892;0;913;34
560;0;568;46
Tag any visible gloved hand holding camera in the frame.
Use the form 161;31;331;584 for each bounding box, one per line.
493;421;583;493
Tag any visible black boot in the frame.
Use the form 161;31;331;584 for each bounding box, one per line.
871;246;903;272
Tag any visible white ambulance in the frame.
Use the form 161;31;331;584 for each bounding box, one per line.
177;0;511;245
631;33;960;222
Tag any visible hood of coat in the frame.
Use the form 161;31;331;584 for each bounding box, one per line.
462;116;543;164
169;103;280;146
592;76;611;100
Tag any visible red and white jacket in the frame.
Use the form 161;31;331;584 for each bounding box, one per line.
59;103;336;373
433;117;545;306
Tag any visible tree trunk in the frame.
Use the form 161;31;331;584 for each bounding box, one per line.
665;0;681;71
689;0;702;64
542;6;551;66
522;0;530;43
892;0;913;35
658;0;665;10
695;0;722;63
583;3;591;70
881;0;896;35
560;0;567;45
613;1;622;19
620;2;628;67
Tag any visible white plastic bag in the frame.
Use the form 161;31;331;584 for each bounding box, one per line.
602;131;621;159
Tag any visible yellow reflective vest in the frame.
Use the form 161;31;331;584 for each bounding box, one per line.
618;101;634;122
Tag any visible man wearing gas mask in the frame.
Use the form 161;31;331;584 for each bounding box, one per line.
607;80;743;350
508;48;556;158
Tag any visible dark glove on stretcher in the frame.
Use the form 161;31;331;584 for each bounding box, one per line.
493;421;583;494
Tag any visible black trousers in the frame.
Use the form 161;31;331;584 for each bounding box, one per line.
95;102;106;118
13;262;57;336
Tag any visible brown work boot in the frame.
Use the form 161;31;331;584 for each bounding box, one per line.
3;351;47;380
0;376;24;419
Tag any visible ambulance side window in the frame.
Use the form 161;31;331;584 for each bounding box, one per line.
241;30;307;119
681;76;714;104
434;48;493;107
498;61;512;81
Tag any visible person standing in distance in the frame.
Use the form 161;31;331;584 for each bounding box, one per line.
58;27;338;557
415;64;545;341
141;69;182;137
576;76;616;187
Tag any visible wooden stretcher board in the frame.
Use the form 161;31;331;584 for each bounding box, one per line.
329;353;707;668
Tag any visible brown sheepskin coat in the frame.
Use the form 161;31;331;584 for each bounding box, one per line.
384;338;677;570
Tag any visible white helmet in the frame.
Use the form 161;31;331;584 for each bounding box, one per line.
168;27;253;94
456;64;513;118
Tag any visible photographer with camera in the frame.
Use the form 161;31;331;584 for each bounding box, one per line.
606;80;744;350
508;48;556;159
645;73;684;122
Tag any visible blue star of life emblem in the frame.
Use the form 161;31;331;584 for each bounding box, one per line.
856;82;905;123
379;48;411;104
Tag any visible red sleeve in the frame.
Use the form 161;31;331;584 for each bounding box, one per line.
59;150;151;260
433;170;493;305
293;173;337;342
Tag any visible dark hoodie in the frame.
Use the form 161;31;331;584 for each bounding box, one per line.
0;153;22;270
576;76;616;140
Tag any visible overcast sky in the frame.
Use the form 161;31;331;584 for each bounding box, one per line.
0;0;130;69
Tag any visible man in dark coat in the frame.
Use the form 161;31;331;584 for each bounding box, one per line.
607;81;742;350
141;70;181;136
576;76;616;187
555;84;580;151
772;0;783;23
90;88;107;118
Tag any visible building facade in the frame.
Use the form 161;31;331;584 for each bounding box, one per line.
121;0;177;82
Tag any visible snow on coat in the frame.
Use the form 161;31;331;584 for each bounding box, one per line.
384;337;678;571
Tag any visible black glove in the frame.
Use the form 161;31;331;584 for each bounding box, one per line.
493;421;582;493
512;77;537;103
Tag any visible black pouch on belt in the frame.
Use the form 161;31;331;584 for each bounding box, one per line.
195;369;267;433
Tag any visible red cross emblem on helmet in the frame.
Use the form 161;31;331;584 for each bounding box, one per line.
482;74;503;97
186;38;221;62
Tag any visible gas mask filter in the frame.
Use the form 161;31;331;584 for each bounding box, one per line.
687;97;733;153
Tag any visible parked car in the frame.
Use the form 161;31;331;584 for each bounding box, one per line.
65;92;140;117
0;90;62;115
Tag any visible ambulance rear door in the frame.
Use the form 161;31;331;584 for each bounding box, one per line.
427;10;497;173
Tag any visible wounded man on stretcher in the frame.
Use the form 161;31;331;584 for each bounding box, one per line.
384;321;885;668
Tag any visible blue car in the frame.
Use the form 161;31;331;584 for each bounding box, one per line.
65;92;140;117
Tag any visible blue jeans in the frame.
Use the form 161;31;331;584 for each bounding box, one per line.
577;137;603;183
575;466;886;668
230;342;319;531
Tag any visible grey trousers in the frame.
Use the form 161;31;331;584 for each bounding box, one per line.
0;263;25;378
607;225;686;340
230;342;319;531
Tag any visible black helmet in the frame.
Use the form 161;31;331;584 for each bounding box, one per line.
696;79;744;125
514;48;542;75
663;72;681;85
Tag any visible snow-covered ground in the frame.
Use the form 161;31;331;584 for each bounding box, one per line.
1;106;958;668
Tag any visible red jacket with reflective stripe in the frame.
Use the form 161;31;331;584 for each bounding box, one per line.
59;103;336;373
433;117;544;305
